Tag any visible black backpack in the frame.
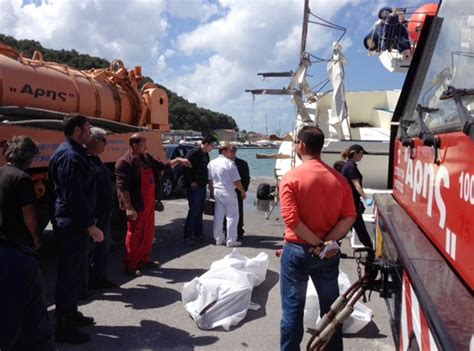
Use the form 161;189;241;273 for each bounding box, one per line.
256;183;275;200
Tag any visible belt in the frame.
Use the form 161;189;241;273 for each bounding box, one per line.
285;241;312;247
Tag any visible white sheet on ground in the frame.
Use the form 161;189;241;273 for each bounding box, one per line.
304;270;373;334
182;249;269;330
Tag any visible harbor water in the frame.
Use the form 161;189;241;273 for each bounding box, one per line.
210;148;277;177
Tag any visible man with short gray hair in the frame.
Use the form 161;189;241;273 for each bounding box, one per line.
85;127;117;290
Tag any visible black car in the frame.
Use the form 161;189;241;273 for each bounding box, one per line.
162;144;194;197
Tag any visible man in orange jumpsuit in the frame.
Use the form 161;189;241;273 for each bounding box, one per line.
116;134;191;276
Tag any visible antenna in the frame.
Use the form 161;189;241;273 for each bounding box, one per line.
265;114;268;136
300;0;310;57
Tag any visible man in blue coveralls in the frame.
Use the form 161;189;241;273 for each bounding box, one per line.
49;113;104;344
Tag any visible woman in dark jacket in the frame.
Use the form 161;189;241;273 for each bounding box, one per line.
341;144;374;249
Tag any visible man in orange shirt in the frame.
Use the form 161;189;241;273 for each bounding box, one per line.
279;126;356;351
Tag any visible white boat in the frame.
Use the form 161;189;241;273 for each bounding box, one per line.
248;0;411;190
179;136;203;146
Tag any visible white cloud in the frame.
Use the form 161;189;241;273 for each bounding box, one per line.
171;54;247;105
167;0;222;22
0;0;397;132
171;0;362;130
0;0;168;69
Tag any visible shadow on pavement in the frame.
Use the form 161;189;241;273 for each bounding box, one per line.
343;321;388;339
245;269;280;323
238;234;283;251
98;284;180;310
85;319;219;350
145;267;208;284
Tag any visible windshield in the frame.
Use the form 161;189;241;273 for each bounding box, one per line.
402;0;474;136
165;146;174;160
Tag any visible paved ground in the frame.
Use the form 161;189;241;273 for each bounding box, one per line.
39;178;395;350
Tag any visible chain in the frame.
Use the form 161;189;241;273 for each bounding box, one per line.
355;254;362;280
354;252;367;303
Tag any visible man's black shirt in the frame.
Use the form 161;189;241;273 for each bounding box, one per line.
0;164;36;247
183;146;210;187
234;157;250;191
89;155;113;218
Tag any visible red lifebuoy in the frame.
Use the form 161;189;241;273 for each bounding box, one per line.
408;3;438;42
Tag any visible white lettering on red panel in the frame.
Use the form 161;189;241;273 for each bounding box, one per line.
395;146;457;260
397;147;449;229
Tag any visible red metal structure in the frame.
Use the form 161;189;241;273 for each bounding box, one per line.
373;1;474;349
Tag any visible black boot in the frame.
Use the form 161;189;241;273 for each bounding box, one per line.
55;315;91;344
72;311;95;327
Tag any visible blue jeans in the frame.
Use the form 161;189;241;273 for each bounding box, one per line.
0;243;55;351
184;185;206;239
280;242;342;351
54;225;89;319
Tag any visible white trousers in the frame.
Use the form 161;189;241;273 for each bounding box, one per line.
213;189;239;243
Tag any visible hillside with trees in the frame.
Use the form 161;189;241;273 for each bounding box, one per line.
0;34;237;133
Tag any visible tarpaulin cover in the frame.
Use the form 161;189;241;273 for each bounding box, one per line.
182;249;269;330
304;270;373;334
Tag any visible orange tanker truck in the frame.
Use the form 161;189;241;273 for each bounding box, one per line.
0;43;169;234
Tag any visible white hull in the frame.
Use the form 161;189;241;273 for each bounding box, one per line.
271;89;397;189
275;139;390;189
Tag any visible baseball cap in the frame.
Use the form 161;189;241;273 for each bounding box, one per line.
348;144;369;154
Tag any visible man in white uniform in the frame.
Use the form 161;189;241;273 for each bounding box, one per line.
208;142;247;247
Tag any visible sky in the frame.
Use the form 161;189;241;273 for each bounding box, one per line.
0;0;426;134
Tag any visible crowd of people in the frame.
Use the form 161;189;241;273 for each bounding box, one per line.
0;113;253;348
1;113;373;350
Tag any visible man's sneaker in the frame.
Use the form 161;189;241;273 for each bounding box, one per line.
78;290;94;301
55;326;90;344
215;239;225;246
125;268;142;277
193;235;206;243
89;279;118;290
141;260;162;269
72;311;95;327
184;238;195;245
226;241;241;247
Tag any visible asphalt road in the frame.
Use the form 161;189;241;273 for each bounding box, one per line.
39;180;395;350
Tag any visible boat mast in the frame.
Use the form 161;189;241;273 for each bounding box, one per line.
300;0;310;59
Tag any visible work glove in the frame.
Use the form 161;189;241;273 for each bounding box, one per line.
365;198;374;207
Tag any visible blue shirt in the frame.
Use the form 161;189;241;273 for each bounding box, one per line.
49;138;96;228
89;155;113;218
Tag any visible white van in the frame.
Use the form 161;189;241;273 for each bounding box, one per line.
179;136;203;146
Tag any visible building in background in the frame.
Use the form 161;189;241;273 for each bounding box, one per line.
213;129;238;142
